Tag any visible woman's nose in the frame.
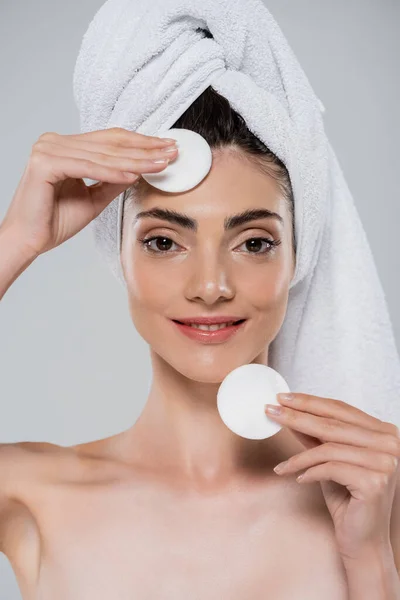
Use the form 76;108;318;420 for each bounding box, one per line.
184;253;235;305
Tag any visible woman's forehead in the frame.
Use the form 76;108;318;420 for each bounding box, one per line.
129;159;284;215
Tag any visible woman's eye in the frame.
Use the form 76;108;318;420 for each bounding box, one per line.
139;236;179;253
236;237;279;254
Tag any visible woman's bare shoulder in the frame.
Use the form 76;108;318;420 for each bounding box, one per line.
0;442;60;553
0;440;75;463
0;440;56;471
0;440;84;493
0;436;113;499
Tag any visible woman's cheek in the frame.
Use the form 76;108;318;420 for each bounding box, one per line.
129;258;177;309
244;260;289;306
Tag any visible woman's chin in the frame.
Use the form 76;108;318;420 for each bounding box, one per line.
166;357;251;385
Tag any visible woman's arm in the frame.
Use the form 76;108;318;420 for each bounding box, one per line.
343;468;400;599
0;443;26;554
0;223;38;301
343;543;400;600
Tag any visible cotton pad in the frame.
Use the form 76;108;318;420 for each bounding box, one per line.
141;128;213;193
217;364;291;440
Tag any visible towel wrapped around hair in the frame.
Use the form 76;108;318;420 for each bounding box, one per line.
72;0;400;427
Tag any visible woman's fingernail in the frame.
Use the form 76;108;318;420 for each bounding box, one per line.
273;460;288;473
278;393;294;402
265;404;282;415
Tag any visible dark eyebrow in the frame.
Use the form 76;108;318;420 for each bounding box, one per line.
133;207;284;232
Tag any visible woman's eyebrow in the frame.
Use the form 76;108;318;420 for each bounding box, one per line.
133;207;283;232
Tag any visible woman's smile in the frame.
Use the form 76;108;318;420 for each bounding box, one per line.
170;317;248;344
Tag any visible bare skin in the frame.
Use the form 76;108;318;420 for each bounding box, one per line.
1;149;349;599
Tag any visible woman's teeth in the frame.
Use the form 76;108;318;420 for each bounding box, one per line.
187;322;236;331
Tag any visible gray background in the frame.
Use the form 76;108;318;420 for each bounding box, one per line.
0;1;399;597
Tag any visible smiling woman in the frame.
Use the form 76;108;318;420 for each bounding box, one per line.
3;0;400;597
119;85;297;385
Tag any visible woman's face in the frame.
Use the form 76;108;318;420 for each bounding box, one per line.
121;149;295;383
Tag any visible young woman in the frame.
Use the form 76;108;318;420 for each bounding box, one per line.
1;86;399;600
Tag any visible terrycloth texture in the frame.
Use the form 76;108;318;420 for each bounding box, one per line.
73;0;400;427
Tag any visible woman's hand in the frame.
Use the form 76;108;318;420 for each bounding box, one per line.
265;393;400;562
1;128;178;257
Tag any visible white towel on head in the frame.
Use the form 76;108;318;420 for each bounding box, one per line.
73;0;400;427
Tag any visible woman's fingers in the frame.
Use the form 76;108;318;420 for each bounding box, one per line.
274;442;399;476
34;139;178;175
34;152;168;187
45;128;177;148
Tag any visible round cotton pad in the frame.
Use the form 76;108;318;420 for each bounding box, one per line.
141;128;212;193
217;364;291;440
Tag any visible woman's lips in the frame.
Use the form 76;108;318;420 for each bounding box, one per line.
170;319;247;343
